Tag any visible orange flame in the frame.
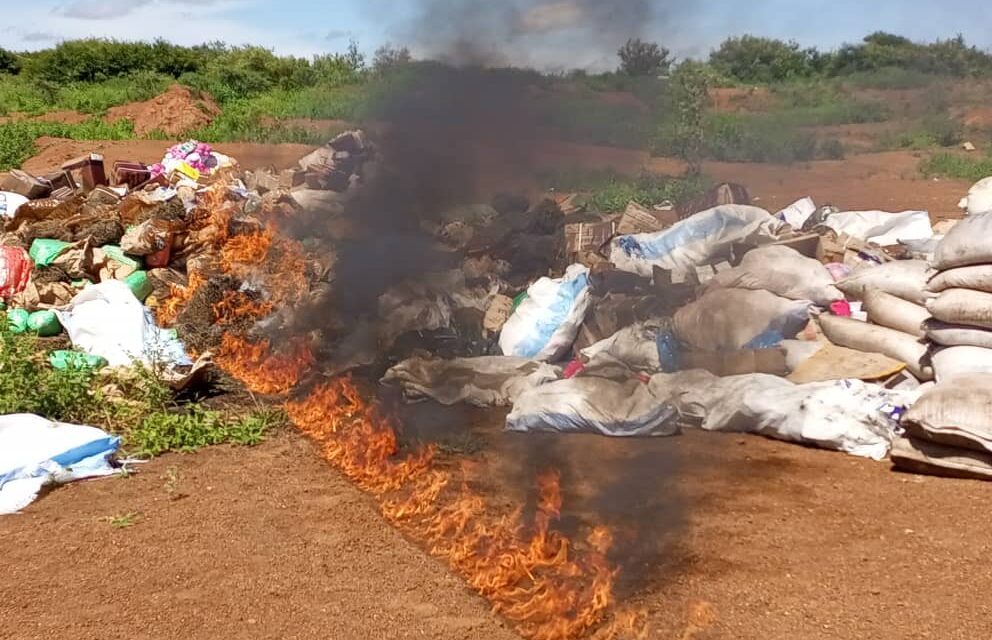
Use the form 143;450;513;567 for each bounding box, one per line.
211;290;274;326
215;334;313;395
285;378;643;640
156;272;206;326
221;229;273;272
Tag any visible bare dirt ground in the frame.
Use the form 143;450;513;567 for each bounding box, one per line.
4;425;991;640
105;84;221;137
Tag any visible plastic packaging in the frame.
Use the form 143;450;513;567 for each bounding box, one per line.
27;310;61;337
7;308;29;334
49;351;109;371
28;238;72;267
125;271;153;302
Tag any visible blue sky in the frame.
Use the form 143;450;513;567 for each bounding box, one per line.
0;0;988;71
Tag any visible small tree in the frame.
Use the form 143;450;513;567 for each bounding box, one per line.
618;38;671;76
670;61;711;175
372;44;412;76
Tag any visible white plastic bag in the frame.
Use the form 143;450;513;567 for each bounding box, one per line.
904;375;992;454
580;321;663;372
0;414;120;514
927;264;992;294
706;244;843;305
608;204;784;277
382;356;560;407
675;374;911;460
836;259;930;304
55;280;191;369
776;196;816;229
674;288;811;351
926;288;992;329
925;320;992;348
505;375;679;437
818;314;932;380
821;210;933;245
0;191;28;219
499;264;590;362
863;289;930;338
957;176;992;215
933;212;992;270
931;346;992;383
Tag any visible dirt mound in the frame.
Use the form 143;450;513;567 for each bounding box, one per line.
105;84;221;136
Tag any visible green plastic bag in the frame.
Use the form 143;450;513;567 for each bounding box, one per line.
100;245;142;270
27;310;61;336
125;271;153;301
7;308;29;334
29;238;72;266
49;351;108;371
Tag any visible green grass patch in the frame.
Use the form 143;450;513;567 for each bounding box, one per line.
0;320;283;457
0;71;172;116
842;67;942;90
920;152;992;182
690;112;834;163
541;169;709;212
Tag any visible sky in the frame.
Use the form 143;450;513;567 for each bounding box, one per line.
0;0;989;71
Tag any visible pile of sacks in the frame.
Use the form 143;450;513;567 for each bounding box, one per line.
892;212;992;479
384;197;929;462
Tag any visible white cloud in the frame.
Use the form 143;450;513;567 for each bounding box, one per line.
60;0;142;20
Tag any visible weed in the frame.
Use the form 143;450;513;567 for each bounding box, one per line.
162;466;183;500
107;512;140;529
542;169;709;212
920;152;992;182
0;118;135;170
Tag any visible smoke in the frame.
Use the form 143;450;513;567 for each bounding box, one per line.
398;0;659;69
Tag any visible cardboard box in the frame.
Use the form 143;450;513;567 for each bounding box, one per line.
2;170;52;199
565;218;617;254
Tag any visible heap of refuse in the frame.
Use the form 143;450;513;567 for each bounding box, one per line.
4;128;992;510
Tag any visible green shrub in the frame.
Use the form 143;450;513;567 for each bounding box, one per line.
700;112;819;163
126;406;283;457
710;36;822;83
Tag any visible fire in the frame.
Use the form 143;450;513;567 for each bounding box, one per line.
285;378;645;640
156;272;206;326
212;290;274;326
215;334;313;395
221;229;273;271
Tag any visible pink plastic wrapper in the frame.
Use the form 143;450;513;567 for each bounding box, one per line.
563;359;585;379
825;262;851;282
830;300;852;317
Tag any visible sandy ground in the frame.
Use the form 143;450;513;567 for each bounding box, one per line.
3;426;991;640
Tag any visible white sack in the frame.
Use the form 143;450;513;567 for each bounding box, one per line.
499;264;590;362
580;321;663;372
932;212;992;270
381;356;560;407
676;374;911;460
55;280;191;369
931;346;992;383
836;259;930;304
925;320;992;349
776;196;816;229
706;245;842;305
863;289;930;338
957;176;992;216
927;264;992;294
608;204;784;277
674;288;811;351
818;314;932;380
904;375;992;454
505;375;679;437
0;414;120;514
821;210;933;245
0;191;28;219
780;339;826;371
926;288;992;329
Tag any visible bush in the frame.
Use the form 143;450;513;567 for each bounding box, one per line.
710;36;821;83
828;32;992;77
0;47;21;75
618;39;672;76
700;112;819;163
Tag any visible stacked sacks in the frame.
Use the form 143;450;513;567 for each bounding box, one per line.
821;258;934;380
890;213;992;480
924;212;992;382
